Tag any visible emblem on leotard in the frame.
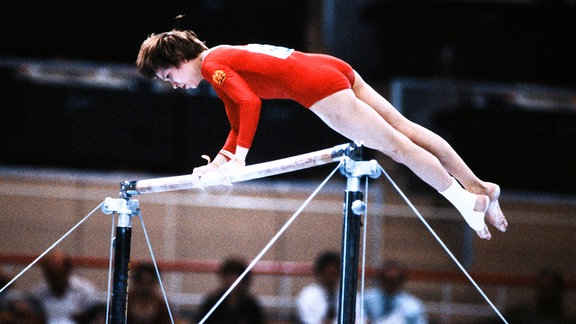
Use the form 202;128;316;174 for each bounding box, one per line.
212;70;226;85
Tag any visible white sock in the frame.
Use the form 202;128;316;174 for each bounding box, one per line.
439;178;487;231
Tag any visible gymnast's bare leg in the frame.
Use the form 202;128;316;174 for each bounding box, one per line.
309;75;505;239
349;71;507;235
310;89;492;238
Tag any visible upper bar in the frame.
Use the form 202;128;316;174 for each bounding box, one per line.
121;143;355;197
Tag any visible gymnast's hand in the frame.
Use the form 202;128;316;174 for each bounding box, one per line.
191;148;247;188
192;163;218;177
191;157;220;189
217;159;246;186
213;148;247;185
219;158;245;172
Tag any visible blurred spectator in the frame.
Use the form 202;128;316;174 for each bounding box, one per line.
363;260;427;324
296;250;362;324
499;268;575;324
32;248;98;324
196;257;265;324
2;295;47;324
127;262;171;324
73;303;107;324
1;270;11;311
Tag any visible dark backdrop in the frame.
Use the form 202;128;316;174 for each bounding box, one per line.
363;0;576;86
1;0;575;192
0;0;308;63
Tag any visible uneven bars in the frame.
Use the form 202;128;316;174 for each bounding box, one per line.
121;143;354;197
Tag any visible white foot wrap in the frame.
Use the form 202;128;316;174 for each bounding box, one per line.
439;178;487;231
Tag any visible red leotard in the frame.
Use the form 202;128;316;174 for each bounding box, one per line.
201;44;355;153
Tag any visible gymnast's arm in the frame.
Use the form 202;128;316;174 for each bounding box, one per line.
192;71;261;178
206;66;262;162
218;91;256;165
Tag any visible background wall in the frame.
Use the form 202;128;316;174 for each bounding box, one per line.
1;167;575;322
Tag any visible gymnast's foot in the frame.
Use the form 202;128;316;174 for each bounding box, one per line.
470;182;507;237
484;182;508;233
439;178;494;240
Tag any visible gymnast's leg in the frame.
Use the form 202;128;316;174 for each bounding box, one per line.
350;72;507;234
309;89;493;239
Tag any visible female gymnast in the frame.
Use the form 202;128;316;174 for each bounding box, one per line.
136;29;507;240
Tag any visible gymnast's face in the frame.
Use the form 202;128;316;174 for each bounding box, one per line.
157;57;203;90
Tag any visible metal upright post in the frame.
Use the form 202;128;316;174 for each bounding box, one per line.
337;143;381;323
101;197;140;324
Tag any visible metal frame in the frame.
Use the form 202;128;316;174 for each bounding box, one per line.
103;142;381;323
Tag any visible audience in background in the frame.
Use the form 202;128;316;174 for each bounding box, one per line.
0;270;11;312
73;303;107;324
126;262;171;324
296;250;364;324
1;269;47;323
494;267;575;324
4;250;571;324
32;248;98;324
1;295;47;324
363;259;427;324
196;256;266;324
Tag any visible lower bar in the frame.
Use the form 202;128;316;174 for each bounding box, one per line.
131;143;351;196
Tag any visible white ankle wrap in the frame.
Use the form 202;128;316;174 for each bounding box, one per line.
439;178;486;231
